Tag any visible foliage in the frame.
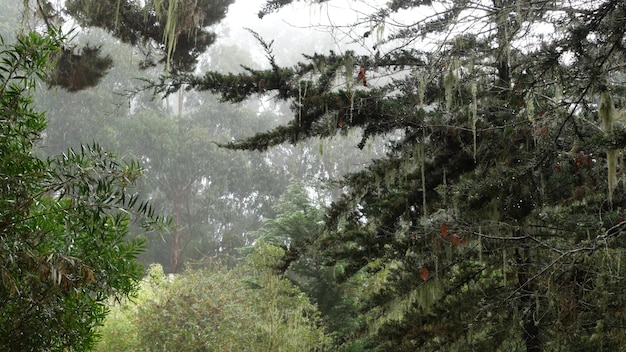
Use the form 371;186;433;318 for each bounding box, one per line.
0;29;154;351
46;44;113;91
251;182;323;248
95;254;332;352
35;0;234;77
250;182;367;348
160;0;626;351
93;263;164;352
16;0;387;276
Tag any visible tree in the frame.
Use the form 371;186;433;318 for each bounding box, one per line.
158;0;626;350
251;182;366;348
32;24;283;273
117;105;288;272
0;29;155;351
21;0;387;275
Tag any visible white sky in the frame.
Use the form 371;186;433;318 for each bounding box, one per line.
216;0;391;65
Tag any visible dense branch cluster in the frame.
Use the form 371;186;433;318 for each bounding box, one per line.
33;0;234;91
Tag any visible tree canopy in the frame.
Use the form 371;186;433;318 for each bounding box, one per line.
63;0;234;72
25;0;235;91
158;0;626;350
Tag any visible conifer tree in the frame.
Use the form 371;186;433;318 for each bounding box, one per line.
159;0;626;350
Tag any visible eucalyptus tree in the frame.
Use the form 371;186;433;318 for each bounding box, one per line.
116;100;296;272
156;0;626;350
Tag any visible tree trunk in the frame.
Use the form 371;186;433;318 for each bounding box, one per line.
171;187;183;273
493;0;512;99
170;88;186;273
517;234;543;352
171;228;180;273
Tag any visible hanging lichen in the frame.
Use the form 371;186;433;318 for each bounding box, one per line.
343;54;354;88
495;2;511;91
154;0;180;73
367;277;444;334
444;58;459;112
600;90;617;205
402;142;419;175
419;129;427;216
478;226;483;264
502;247;507;285
58;0;232;78
374;22;385;50
553;82;563;104
441;168;447;205
375;171;382;197
297;80;308;127
415;71;428;215
417;72;426;109
471;81;478;161
525;91;535;122
384;167;397;191
349;91;355;123
152;0;219;73
114;0;122;30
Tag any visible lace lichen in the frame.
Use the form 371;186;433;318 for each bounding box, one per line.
600;90;617;205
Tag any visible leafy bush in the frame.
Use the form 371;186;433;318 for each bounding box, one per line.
95;247;332;352
0;30;151;351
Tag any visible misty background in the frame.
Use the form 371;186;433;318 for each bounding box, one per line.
1;0;388;273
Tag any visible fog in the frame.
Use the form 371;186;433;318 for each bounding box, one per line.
0;0;387;272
